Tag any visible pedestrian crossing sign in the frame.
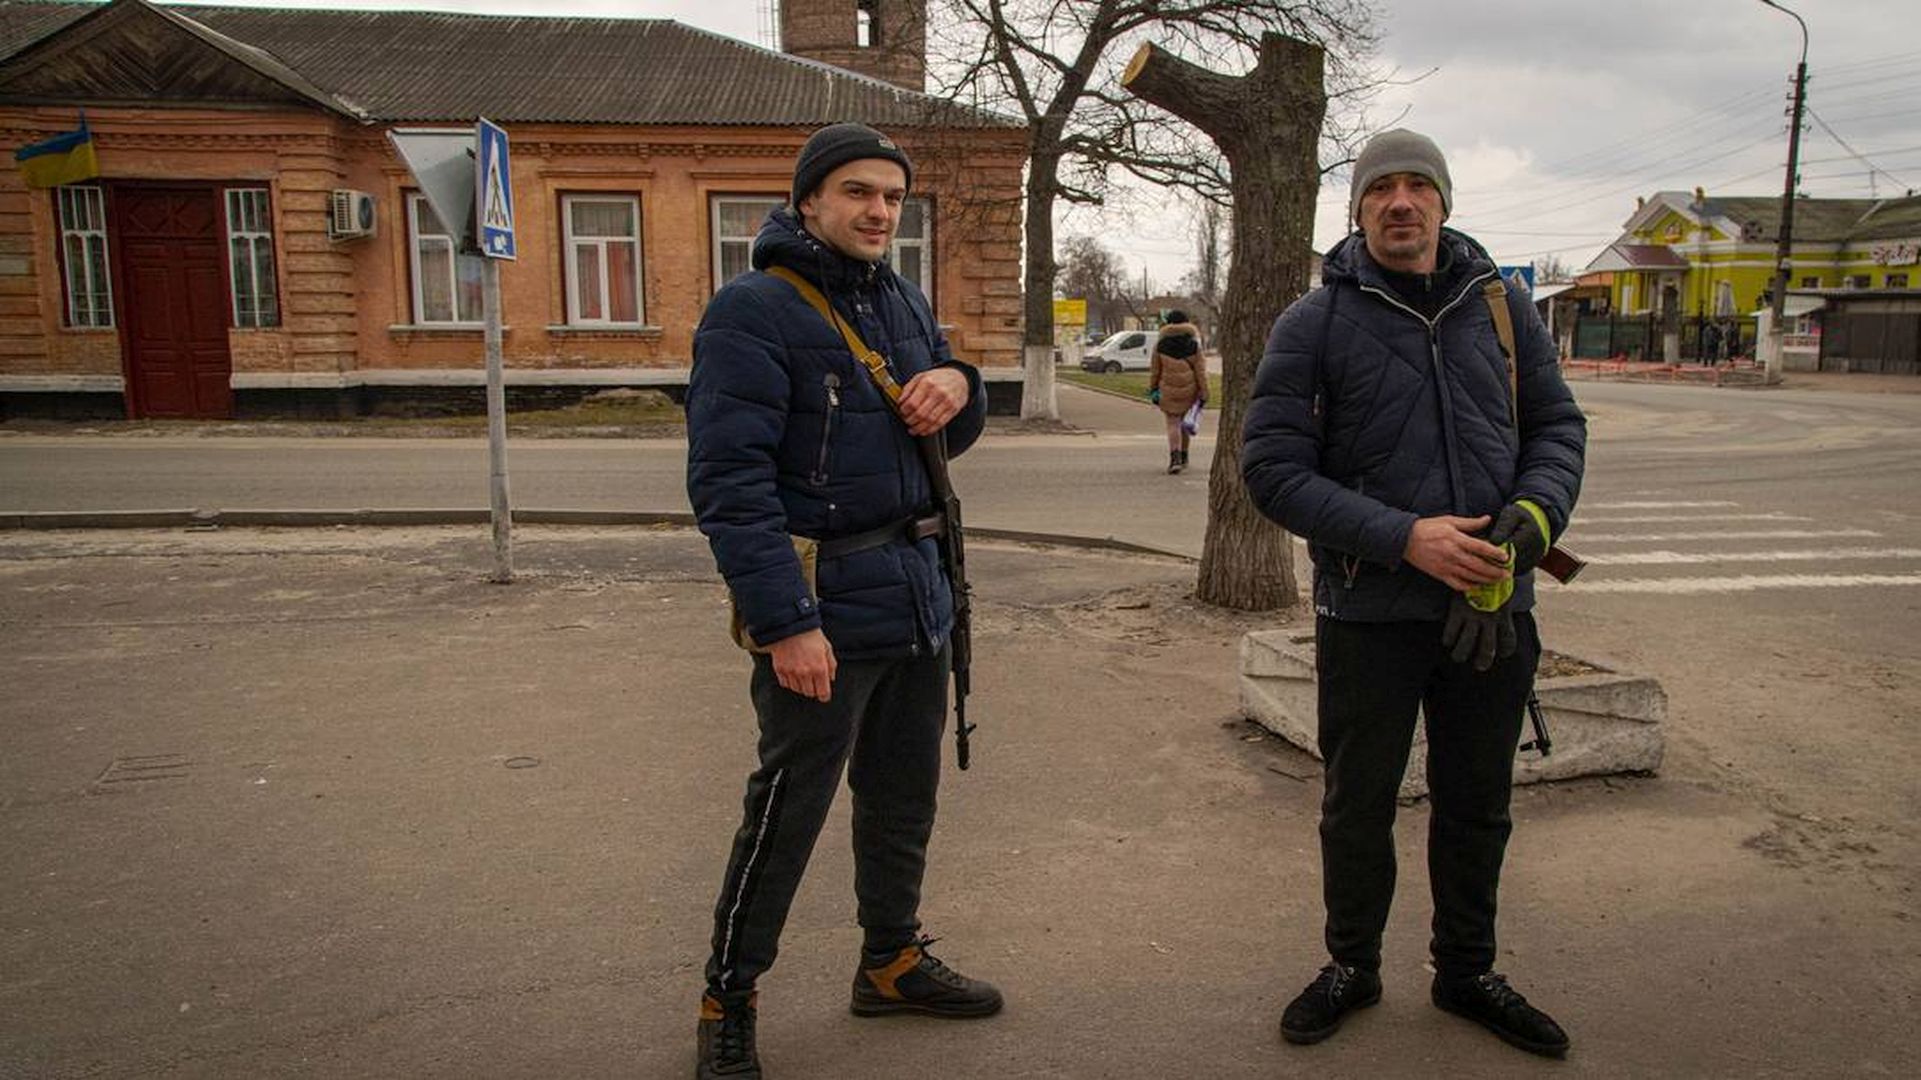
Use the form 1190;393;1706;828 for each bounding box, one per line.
476;117;515;260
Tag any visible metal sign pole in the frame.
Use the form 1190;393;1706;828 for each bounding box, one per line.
482;255;512;583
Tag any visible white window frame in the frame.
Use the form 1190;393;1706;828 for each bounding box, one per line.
890;196;933;300
1714;280;1735;317
224;187;279;328
56;186;113;328
710;195;782;293
407;193;483;326
562;194;645;326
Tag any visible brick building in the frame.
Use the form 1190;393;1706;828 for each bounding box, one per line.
0;0;1029;418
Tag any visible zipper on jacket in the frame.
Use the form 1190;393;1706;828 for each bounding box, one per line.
1358;269;1496;515
812;372;841;486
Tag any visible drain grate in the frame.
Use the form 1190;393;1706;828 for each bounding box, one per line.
94;754;193;789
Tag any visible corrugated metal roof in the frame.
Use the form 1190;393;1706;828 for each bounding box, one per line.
0;1;1021;129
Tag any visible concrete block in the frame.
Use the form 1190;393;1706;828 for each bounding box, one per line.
1239;628;1665;799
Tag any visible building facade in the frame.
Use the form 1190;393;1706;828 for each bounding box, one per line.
0;0;1029;418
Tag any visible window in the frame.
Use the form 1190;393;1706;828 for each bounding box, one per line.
407;193;483;324
890;197;932;299
711;196;782;292
224;188;279;328
1620;281;1635;313
563;195;643;325
1889;272;1910;288
56;186;112;328
1845;274;1872;289
1799;275;1822;288
857;0;878;47
1714;280;1734;317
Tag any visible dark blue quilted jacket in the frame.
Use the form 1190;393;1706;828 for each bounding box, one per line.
1242;228;1586;621
686;207;986;658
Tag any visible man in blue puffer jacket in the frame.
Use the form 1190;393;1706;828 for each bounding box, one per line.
1243;130;1586;1059
685;123;997;1080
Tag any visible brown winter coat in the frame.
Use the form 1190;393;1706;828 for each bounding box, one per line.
1149;322;1206;415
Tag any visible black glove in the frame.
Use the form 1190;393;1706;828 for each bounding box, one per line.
1487;500;1550;577
1442;592;1518;672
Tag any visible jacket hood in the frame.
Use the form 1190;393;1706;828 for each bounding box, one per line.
1158;321;1200;339
750;205;889;292
1321;227;1497;293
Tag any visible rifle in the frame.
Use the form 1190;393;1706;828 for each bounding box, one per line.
1481;278;1588;588
767;265;977;769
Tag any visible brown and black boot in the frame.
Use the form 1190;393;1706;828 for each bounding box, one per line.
696;991;760;1079
850;936;1003;1018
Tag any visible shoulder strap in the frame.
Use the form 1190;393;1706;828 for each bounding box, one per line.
767;265;906;409
1481;277;1519;424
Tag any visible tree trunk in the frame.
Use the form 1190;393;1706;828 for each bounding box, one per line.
1021;146;1062;420
1123;34;1326;611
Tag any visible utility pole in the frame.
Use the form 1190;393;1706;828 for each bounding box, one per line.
1759;0;1808;385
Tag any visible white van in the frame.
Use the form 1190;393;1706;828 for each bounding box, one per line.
1081;329;1154;373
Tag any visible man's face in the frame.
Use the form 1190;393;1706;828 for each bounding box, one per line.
1358;172;1445;273
798;159;907;262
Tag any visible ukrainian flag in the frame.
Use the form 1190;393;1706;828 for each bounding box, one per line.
15;119;100;189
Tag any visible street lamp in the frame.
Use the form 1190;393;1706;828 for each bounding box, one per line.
1758;0;1808;385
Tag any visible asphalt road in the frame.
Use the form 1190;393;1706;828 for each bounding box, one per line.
3;376;1918;1077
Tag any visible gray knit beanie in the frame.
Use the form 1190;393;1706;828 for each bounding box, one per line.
1348;128;1452;226
791;123;914;207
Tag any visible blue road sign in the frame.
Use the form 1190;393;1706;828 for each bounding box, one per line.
1497;264;1535;296
476;118;516;260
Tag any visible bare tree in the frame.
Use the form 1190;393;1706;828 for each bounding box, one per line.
1056;234;1132;333
1189;199;1225;309
926;0;1378;418
1124;33;1326;611
1532;252;1574;284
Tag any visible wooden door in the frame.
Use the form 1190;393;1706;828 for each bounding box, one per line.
115;186;231;418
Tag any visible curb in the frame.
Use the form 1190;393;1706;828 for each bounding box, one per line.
0;508;1198;563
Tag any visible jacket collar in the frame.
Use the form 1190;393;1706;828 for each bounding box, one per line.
751;205;888;294
1323;226;1496;299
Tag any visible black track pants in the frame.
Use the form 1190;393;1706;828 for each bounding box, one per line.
704;646;948;996
1313;612;1539;980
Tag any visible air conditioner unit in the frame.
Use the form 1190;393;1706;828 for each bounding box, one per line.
329;189;377;240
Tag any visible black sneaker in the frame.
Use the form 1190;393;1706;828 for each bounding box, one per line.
1432;972;1570;1058
696;991;760;1079
850;936;1003;1018
1280;962;1382;1045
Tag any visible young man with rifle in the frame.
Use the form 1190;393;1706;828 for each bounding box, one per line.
684;122;996;1080
1242;129;1588;1058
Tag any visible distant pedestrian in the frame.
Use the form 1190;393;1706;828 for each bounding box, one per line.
1702;321;1722;366
1147;310;1205;473
684;122;999;1080
1242;129;1588;1059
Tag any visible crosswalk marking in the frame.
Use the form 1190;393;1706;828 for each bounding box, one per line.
1574;512;1811;525
1582;500;1739;510
1584;548;1921;565
1573;527;1880;543
1564;573;1921;595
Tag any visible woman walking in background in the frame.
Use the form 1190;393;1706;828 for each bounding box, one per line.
1147;309;1206;474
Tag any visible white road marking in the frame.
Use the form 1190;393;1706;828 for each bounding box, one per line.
1565;573;1921;595
1573;512;1811;525
1572;528;1881;543
1582;500;1740;509
1584;548;1921;565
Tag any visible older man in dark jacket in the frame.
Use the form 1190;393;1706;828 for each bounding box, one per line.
1243;129;1586;1059
685;123;996;1080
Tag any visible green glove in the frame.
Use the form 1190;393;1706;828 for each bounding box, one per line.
1487;499;1551;576
1442;591;1518;672
1148;388;1161;404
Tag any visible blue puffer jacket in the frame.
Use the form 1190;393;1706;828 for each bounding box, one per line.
687;207;987;658
1242;228;1586;621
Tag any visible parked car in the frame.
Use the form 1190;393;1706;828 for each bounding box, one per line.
1081;329;1154;373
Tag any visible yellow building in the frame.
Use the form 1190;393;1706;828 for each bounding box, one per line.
1588;188;1921;322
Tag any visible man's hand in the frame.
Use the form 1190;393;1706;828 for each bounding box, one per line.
1403;514;1509;591
768;628;837;702
898;367;970;436
1487;500;1551;576
1441;592;1518;672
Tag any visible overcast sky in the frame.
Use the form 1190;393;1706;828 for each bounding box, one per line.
186;0;1921;286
